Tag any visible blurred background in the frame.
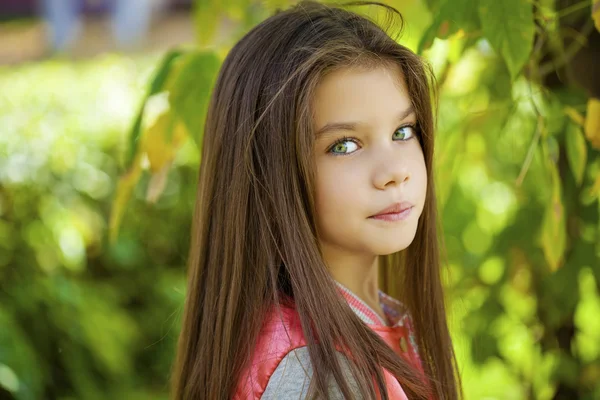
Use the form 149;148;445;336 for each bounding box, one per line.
1;0;599;399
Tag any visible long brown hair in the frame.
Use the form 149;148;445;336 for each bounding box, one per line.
171;1;461;399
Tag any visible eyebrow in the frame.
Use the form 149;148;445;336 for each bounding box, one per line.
315;105;415;137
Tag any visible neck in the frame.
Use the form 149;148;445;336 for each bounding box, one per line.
320;243;383;318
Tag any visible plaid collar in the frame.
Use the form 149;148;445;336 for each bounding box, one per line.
335;281;425;376
335;281;411;328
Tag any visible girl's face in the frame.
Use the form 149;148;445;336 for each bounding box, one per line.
312;64;427;258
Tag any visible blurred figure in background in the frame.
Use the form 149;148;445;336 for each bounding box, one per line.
40;0;168;51
41;0;81;50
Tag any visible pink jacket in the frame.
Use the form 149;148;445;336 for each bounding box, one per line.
234;283;425;399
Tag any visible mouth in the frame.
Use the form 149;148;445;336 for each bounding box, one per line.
368;202;414;221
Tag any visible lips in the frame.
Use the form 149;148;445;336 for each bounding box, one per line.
369;201;414;218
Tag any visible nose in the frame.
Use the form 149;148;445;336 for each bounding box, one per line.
372;152;411;190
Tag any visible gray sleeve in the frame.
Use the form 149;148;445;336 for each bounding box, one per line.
261;346;361;399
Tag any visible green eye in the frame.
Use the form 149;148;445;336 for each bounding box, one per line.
393;125;416;141
329;139;359;155
333;143;347;153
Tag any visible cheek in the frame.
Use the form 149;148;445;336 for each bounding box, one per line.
413;150;428;208
314;162;363;225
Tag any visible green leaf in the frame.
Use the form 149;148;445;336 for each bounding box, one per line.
478;0;534;79
418;0;481;54
168;51;220;149
126;50;183;170
422;0;442;12
143;110;188;173
194;0;221;46
565;123;587;186
540;158;566;271
109;153;143;244
0;307;44;400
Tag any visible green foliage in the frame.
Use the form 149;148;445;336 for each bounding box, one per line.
109;50;219;242
479;0;535;78
566;122;587;186
0;56;191;399
168;51;221;147
1;1;600;399
126;50;183;170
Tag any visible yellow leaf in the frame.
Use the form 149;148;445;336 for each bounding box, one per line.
109;111;187;242
141;110;188;203
143;111;188;173
540;163;566;271
585;98;600;149
109;153;143;244
586;174;600;200
593;0;600;32
592;174;600;198
581;172;600;205
565;123;587;186
564;106;585;126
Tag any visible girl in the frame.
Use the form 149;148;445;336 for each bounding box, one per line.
171;1;461;399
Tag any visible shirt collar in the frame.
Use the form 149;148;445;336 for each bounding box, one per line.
335;281;410;328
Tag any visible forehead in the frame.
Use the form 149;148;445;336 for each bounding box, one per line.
312;64;411;128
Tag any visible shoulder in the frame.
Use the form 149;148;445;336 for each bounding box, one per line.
234;302;359;399
263;346;410;400
261;346;359;399
233;302;307;399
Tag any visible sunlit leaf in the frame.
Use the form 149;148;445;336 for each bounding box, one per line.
584;98;600;149
479;0;534;78
126;50;183;170
565;123;587;186
109;153;143;244
540;160;566;271
143;111;188;174
418;0;480;54
142;110;188;203
582;168;600;204
195;1;221;47
114;51;190;240
593;0;600;32
575;268;600;353
564;105;585;126
167;51;220;148
112;50;218;238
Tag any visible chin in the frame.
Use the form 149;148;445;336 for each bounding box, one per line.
369;234;416;256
